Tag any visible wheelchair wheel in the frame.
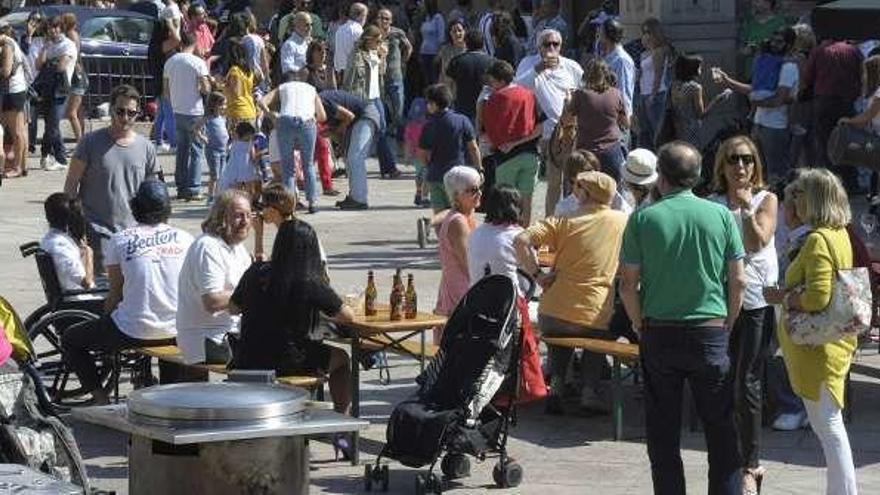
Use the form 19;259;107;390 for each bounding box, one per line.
27;309;115;404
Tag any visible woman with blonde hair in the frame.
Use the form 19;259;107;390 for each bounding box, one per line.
709;135;779;494
563;58;628;181
764;168;858;495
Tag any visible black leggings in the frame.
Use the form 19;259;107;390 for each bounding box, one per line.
730;306;774;468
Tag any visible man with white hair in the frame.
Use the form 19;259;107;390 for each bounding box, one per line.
334;2;367;81
515;29;583;216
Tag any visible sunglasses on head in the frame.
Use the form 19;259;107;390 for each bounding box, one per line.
728;153;755;165
114;107;139;119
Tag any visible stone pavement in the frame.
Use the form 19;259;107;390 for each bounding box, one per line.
1;146;879;494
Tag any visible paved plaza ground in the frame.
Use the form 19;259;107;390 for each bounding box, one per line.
1;140;879;494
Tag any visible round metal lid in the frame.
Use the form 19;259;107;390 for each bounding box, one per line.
128;383;308;422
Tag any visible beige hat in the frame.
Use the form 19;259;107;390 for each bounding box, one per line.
622;148;658;186
575;171;617;205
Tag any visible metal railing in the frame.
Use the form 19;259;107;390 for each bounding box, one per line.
81;53;157;117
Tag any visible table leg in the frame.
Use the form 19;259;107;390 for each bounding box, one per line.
420;329;426;373
612;357;622;441
350;335;361;466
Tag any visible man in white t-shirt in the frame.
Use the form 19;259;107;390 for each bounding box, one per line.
333;2;367;79
177;189;253;365
717;29;798;182
62;180;193;404
164;30;211;200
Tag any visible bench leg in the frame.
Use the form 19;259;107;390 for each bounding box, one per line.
612;357;623;441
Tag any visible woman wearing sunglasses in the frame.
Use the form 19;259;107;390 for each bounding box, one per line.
432;165;482;344
708;135;779;494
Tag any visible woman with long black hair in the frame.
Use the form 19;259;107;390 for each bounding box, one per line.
230;219;353;456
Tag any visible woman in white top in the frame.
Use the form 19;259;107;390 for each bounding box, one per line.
260;70;326;214
468;186;524;287
40;192;95;292
0;25;28;178
22;12;46;160
708;135;778;493
637;18;672;149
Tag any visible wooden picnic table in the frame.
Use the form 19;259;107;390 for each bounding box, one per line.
342;304;447;465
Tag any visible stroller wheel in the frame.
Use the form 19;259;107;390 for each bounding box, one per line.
415;474;427;495
441;453;471;480
493;460;524;488
380;464;390;491
364;464;373;491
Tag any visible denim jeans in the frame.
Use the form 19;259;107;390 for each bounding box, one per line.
278;115;318;203
174;113;205;197
641;322;741;495
345;118;376;204
730;306;774;469
372;98;398;174
384;79;405;137
752;124;791;182
638;91;667;150
154;97;176;147
597;145;626;183
206;148;226;183
41;97;67;164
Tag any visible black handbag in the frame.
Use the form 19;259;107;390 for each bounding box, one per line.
828;122;880;170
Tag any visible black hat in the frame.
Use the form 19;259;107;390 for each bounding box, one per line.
132;179;170;216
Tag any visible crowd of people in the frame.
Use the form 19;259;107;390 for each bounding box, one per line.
8;0;878;494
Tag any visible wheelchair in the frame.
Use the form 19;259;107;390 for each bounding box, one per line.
19;242;153;405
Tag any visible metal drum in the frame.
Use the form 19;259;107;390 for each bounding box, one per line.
73;382;367;495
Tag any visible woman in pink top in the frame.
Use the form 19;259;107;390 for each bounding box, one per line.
433;165;482;344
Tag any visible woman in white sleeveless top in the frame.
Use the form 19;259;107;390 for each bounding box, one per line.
260;71;327;214
709;135;779;494
0;25;29;178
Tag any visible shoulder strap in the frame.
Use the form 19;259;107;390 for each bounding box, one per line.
812;230;840;271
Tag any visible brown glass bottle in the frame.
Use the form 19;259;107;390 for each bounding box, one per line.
365;270;378;316
404;273;417;319
389;269;404;321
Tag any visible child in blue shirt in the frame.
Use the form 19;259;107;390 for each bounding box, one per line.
203;92;229;200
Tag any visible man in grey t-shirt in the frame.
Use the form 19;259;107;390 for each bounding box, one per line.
64;84;157;271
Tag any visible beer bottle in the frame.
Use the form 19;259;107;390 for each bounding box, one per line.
365;271;378;316
389;269;404;321
404;273;418;319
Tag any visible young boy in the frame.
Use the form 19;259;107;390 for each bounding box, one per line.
418;84;482;212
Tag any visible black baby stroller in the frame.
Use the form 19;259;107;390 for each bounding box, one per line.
364;272;535;494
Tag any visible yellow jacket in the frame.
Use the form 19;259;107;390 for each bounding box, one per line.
779;227;857;408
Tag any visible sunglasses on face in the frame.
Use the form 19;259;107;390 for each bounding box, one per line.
465;186;481;196
114;107;139;119
728;153;755;166
543;41;561;48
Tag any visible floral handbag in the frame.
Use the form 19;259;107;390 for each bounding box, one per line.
786;231;873;346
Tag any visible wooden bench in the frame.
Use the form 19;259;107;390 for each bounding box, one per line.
137;345;327;391
541;337;639;441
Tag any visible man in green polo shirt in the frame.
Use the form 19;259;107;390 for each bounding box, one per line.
619;141;746;495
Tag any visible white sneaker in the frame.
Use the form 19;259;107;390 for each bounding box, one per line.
158;143;172;153
41;155;63;171
772;411;809;431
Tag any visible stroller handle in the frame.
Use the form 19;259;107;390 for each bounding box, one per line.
515;268;537;301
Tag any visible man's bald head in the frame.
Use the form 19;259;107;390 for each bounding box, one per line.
657;141;702;191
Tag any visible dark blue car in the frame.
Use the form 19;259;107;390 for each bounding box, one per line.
1;6;157;112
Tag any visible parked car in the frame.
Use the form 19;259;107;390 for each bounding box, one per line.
0;5;157;115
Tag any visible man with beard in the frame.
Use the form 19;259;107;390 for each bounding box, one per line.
64;84;158;273
177;189;253;366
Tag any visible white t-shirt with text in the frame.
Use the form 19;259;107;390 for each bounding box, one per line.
104;223;193;340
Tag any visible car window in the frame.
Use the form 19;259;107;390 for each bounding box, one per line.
80;16;153;44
